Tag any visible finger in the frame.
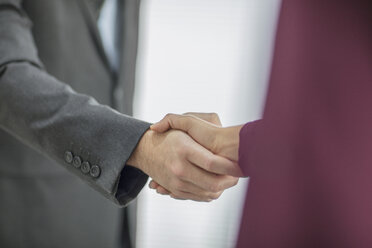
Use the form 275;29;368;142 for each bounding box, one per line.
170;191;214;202
149;180;171;195
149;180;159;189
151;113;221;133
151;114;211;133
153;114;220;154
187;171;238;193
149;180;171;194
172;178;223;200
151;114;192;133
150;118;172;132
151;113;189;133
183;112;222;126
178;158;239;192
156;186;171;195
150;168;220;199
187;144;243;177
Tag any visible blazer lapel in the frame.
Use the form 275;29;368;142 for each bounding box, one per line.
88;0;105;17
76;0;141;115
114;0;141;114
77;0;112;73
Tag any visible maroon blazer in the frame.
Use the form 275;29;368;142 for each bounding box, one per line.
237;0;372;247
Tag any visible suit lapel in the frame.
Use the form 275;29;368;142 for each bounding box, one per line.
76;0;141;116
114;0;141;114
88;0;105;16
77;0;112;73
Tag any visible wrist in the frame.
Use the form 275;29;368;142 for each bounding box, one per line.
215;125;243;161
127;129;152;173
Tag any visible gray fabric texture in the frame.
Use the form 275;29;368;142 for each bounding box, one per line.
0;0;149;247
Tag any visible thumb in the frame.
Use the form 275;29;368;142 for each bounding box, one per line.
150;116;173;133
151;114;194;133
152;114;220;156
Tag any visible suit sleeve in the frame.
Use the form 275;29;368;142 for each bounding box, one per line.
0;0;149;206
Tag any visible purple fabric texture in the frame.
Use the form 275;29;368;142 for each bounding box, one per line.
236;0;372;247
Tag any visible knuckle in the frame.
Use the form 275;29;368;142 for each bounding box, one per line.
156;188;165;195
209;192;222;200
172;165;185;178
165;113;173;119
209;182;221;193
226;176;239;187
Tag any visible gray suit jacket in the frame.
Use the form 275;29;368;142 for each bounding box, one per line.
0;0;149;247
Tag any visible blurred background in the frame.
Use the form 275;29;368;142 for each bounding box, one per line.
106;0;281;247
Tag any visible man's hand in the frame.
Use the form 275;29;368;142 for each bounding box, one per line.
127;128;239;202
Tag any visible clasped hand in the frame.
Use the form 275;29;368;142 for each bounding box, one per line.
127;113;244;202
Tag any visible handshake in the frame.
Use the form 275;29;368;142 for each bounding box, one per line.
127;113;245;202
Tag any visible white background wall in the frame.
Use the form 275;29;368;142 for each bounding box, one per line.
132;0;281;247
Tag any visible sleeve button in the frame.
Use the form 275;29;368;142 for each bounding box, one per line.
72;156;82;168
64;151;73;164
81;161;91;174
90;165;101;178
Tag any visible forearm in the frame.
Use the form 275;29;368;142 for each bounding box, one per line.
0;2;150;205
0;62;150;205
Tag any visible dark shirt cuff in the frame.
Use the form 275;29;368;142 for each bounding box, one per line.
115;165;149;207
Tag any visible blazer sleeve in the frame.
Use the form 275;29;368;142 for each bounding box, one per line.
0;0;149;207
239;120;262;177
